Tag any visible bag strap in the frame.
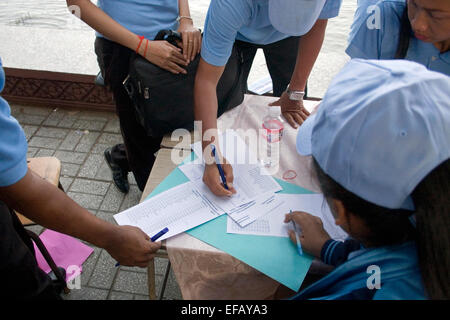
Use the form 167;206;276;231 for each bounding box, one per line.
394;6;412;59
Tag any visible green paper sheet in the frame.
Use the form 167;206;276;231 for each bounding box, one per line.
146;152;315;292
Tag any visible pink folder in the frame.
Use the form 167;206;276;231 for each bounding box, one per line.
33;229;94;282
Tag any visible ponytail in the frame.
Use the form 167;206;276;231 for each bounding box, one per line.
412;159;450;300
394;4;412;59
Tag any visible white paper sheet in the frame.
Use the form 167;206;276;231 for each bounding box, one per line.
227;194;348;241
114;182;224;241
178;162;282;214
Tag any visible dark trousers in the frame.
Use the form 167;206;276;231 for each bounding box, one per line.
95;37;162;191
0;202;61;300
236;36;303;97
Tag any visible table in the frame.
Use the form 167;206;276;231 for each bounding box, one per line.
142;95;329;299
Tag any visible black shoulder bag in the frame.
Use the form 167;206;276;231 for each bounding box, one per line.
124;30;245;137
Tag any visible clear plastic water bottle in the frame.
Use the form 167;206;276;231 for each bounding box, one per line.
260;106;284;169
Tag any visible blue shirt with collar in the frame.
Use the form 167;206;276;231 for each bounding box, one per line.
346;0;450;76
201;0;343;66
0;57;28;187
97;0;179;41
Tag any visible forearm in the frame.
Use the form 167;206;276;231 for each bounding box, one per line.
289;19;328;91
1;170;117;249
67;0;142;53
194;59;224;152
178;0;192;19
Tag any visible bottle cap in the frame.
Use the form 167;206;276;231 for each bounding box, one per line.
269;106;281;117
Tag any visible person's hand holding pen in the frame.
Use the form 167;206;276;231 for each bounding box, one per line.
284;211;331;258
202;144;237;197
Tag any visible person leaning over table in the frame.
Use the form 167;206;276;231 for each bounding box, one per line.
347;0;450;76
194;0;342;197
0;57;161;300
67;0;202;194
285;59;449;300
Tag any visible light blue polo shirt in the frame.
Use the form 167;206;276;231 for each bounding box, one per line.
346;0;450;77
202;0;343;66
0;58;28;187
97;0;179;41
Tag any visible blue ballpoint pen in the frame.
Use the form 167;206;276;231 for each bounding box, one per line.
115;227;169;267
211;144;229;190
290;210;303;255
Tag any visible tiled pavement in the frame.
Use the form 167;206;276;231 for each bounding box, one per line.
11;103;183;300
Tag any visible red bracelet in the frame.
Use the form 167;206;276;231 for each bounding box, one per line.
135;35;145;53
143;39;149;58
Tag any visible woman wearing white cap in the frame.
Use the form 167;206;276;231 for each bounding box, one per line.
286;59;449;300
347;0;450;76
195;0;342;197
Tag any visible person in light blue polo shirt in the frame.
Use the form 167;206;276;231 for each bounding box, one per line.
286;59;450;300
68;0;202;194
0;57;161;299
195;0;342;197
346;0;450;76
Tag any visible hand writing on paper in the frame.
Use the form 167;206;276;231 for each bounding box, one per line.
203;161;237;197
105;226;161;268
284;211;331;258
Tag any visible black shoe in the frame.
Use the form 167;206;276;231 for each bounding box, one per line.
104;147;129;194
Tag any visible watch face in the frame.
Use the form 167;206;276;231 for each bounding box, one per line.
289;92;303;101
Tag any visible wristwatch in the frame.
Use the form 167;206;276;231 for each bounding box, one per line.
286;85;305;101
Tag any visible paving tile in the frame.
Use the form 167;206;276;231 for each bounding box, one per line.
14;113;46;126
109;291;134;300
91;143;111;154
67;192;104;210
113;270;152;295
95;211;117;225
18;105;52;116
75;131;100;153
59;177;73;191
87;249;118;290
58;116;77;128
27;147;38;158
163;269;183;300
119;185;142;211
95;160;115;181
69;179;109;196
60;163;80;177
104;118;121;133
97;132;124;145
77;153;103;179
25;225;44;235
28;136;61;149
78;111;112;122
42;109;67;126
58;129;84;151
22;125;39;140
73;119;106;131
120;257;167;276
134;294;150;300
35;127;69;139
99;185;125;212
80;245;102;287
35;148;55;157
64;286;109;300
54;150;87;164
